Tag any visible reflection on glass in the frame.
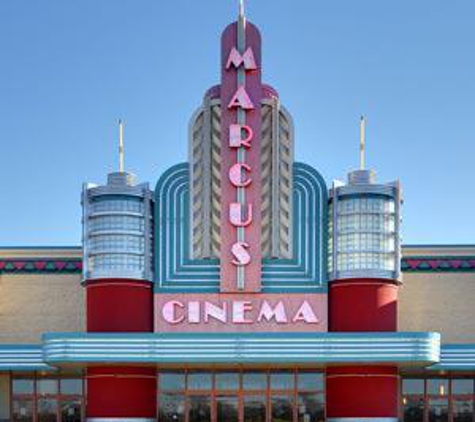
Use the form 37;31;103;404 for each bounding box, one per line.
159;394;185;422
453;399;474;422
60;379;83;395
271;372;294;390
403;396;424;422
244;395;266;422
298;393;325;422
298;373;324;391
452;379;474;395
188;372;212;390
217;396;239;422
37;398;59;422
216;372;240;390
427;379;449;396
61;398;82;422
403;379;425;395
12;379;34;394
428;398;449;422
37;379;58;395
160;372;186;391
12;399;34;422
243;372;267;391
272;395;293;422
188;395;211;422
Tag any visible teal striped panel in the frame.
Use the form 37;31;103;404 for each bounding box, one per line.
153;162;328;292
42;332;439;366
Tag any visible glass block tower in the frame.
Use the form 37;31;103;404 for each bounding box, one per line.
82;170;156;421
326;127;403;422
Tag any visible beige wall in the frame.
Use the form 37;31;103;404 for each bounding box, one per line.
0;273;85;343
0;374;10;420
399;271;475;343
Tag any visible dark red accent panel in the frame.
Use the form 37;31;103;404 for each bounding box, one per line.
87;367;157;418
326;366;399;418
329;279;398;332
86;279;153;332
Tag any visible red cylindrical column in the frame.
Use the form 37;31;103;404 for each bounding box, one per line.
326;366;399;419
86;280;156;421
329;279;398;332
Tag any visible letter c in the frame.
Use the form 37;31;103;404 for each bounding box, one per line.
162;300;185;324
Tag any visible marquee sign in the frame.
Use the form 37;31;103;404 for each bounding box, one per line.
155;294;327;333
152;17;329;333
220;20;262;293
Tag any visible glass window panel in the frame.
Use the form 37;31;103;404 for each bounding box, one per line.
427;379;449;396
12;379;34;394
244;395;266;422
271;395;294;422
452;398;474;422
188;395;211;422
160;372;186;391
158;394;185;422
12;398;34;422
37;379;58;395
298;393;325;422
428;398;449;422
60;379;83;395
61;398;82;422
188;372;212;390
216;396;239;422
37;398;59;422
452;379;474;395
403;396;424;422
271;372;294;390
243;372;267;391
216;372;240;390
403;379;425;395
298;373;324;391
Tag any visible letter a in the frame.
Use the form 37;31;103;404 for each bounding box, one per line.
292;301;319;324
226;47;257;70
228;86;254;110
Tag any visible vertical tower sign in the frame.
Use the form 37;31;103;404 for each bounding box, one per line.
220;15;262;293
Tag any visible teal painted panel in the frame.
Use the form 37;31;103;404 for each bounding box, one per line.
429;344;475;371
153;162;328;292
0;345;54;371
42;332;440;366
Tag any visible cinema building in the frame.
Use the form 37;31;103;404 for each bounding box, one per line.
1;8;474;422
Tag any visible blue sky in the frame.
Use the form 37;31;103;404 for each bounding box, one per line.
0;0;474;246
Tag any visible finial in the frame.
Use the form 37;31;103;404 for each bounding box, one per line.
238;0;246;27
118;119;124;173
359;115;366;170
239;0;245;19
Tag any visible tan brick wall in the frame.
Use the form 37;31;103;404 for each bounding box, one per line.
0;273;85;344
399;272;475;343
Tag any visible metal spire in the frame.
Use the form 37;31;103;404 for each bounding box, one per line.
359;115;366;170
238;0;246;27
118;119;124;173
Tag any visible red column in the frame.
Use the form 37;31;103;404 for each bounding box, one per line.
86;280;156;420
327;279;399;421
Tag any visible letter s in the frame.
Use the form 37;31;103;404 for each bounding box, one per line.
231;242;251;266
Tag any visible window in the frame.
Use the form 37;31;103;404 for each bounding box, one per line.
12;377;84;422
157;370;325;422
402;378;475;422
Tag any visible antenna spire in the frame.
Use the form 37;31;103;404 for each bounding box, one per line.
359;115;366;170
238;0;246;27
118;119;125;173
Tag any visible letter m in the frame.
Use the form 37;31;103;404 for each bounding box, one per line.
226;47;257;70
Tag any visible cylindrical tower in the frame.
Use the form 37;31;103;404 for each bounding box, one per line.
327;167;402;422
82;171;156;421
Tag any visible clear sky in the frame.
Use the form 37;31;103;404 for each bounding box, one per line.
0;0;474;246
